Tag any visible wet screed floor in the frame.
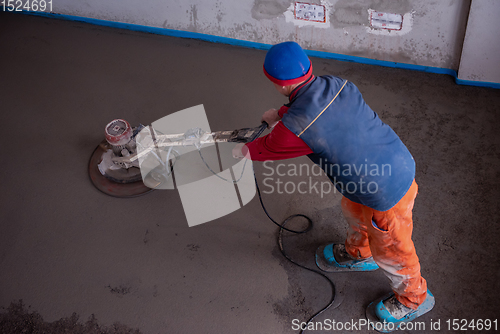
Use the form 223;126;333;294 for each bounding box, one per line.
1;11;499;334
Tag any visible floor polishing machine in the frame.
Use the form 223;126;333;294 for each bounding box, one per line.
88;119;267;197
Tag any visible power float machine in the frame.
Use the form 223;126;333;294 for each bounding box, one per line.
88;119;267;197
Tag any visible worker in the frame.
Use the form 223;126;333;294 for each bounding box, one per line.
232;41;434;328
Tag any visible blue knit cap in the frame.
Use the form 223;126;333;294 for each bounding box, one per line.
263;41;312;85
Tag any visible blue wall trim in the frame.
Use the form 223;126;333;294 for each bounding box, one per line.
17;10;500;89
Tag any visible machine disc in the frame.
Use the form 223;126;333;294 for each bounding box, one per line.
88;141;154;198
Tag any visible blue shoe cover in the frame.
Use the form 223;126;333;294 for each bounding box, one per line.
366;290;435;333
315;243;379;272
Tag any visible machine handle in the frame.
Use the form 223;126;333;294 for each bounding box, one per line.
253;122;268;141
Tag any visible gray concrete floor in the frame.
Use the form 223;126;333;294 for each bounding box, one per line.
1;12;500;334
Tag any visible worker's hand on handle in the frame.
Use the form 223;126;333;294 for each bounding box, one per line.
261;108;281;129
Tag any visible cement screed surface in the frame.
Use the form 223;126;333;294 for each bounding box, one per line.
1;12;499;334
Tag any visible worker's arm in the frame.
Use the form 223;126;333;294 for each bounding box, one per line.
233;105;313;161
261;108;282;129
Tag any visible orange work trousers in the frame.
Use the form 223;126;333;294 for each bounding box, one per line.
342;179;427;309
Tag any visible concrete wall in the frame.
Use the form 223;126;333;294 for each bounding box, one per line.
50;0;471;70
458;0;500;83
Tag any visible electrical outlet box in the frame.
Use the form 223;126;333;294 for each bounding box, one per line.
370;10;403;30
294;2;326;23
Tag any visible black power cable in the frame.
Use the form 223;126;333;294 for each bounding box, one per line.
194;125;337;332
253;173;336;334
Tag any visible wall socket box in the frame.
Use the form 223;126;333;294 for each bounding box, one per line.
370;10;403;30
294;2;326;23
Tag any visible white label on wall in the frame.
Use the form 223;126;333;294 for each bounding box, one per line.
367;9;413;36
285;1;331;28
370;10;403;30
294;2;326;23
